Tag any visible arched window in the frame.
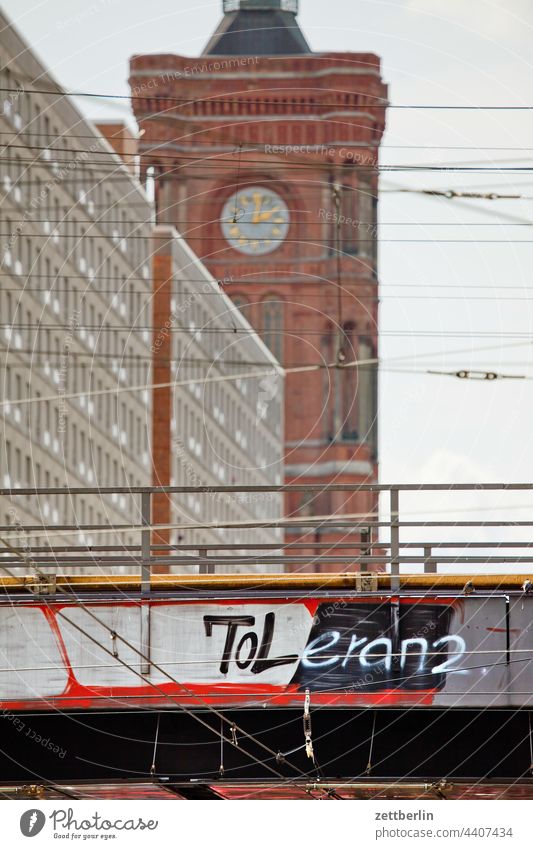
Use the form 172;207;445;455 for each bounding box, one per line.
231;294;250;323
341;323;358;441
357;339;378;456
321;332;334;439
357;177;376;260
261;296;283;362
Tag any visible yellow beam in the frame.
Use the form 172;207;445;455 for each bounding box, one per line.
0;573;531;592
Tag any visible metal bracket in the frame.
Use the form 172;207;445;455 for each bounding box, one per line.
390;488;400;591
15;784;45;800
27;574;56;595
356;573;378;592
430;779;452;800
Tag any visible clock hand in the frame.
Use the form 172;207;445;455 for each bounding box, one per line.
254;206;280;224
251;192;263;223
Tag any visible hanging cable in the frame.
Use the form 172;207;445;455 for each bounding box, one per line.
527;711;533;775
0;540;328;799
219;717;225;778
365;711;377;775
303;688;315;764
150;713;161;777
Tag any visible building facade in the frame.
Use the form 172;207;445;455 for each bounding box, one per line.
0;9;284;572
129;0;387;569
0;11;154;556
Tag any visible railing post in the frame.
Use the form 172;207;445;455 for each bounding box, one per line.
198;547;215;574
360;526;371;570
424;545;437;573
390;488;400;591
140;491;151;675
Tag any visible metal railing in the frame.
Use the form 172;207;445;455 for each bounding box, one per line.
1;483;533;584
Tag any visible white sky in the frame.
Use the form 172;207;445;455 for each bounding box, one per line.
3;0;533;564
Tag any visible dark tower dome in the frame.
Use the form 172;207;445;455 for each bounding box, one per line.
204;0;311;56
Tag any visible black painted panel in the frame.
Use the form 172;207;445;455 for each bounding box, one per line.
292;602;453;692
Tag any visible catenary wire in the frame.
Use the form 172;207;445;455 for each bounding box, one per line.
6;85;533;110
3;129;533;151
0;543;327;796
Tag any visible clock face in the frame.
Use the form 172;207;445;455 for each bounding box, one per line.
221;187;290;255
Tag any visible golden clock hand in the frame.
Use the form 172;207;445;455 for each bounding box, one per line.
252;206;283;224
251;192;263;223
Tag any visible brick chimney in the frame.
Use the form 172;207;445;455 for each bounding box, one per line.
96;121;138;174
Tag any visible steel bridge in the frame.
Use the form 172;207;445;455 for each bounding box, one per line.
0;483;533;800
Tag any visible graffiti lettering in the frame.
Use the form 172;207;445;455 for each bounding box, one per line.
301;630;465;677
400;638;429;673
204;612;298;675
361;638;393;672
203;606;467;690
431;635;467;675
235;631;258;670
342;634;367;667
293;602;468;692
302;631;341;668
203;616;254;674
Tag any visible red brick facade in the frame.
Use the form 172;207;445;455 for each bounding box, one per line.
150;233;173;565
130;39;387;570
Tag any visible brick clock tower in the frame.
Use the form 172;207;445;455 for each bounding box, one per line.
130;0;387;571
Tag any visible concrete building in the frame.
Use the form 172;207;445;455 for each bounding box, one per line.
0;10;154;554
0;9;283;570
129;0;387;569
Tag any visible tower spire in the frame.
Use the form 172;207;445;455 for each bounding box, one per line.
223;1;298;10
205;0;309;55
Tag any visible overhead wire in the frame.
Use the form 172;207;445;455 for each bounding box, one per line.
4;139;533;170
4;325;533;338
3;81;532;788
5;152;533;174
4;276;533;289
0;539;327;797
7;217;533;226
0;358;368;410
3;128;533;151
6;85;533;110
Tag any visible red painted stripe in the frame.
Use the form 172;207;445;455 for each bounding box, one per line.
0;686;437;712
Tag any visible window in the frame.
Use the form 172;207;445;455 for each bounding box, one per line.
341;323;358;441
34;391;41;438
357;339;377;457
322;329;344;441
72;422;78;464
261;296;283;362
232;294;250;323
339;181;359;255
357;177;375;260
15;448;21;484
